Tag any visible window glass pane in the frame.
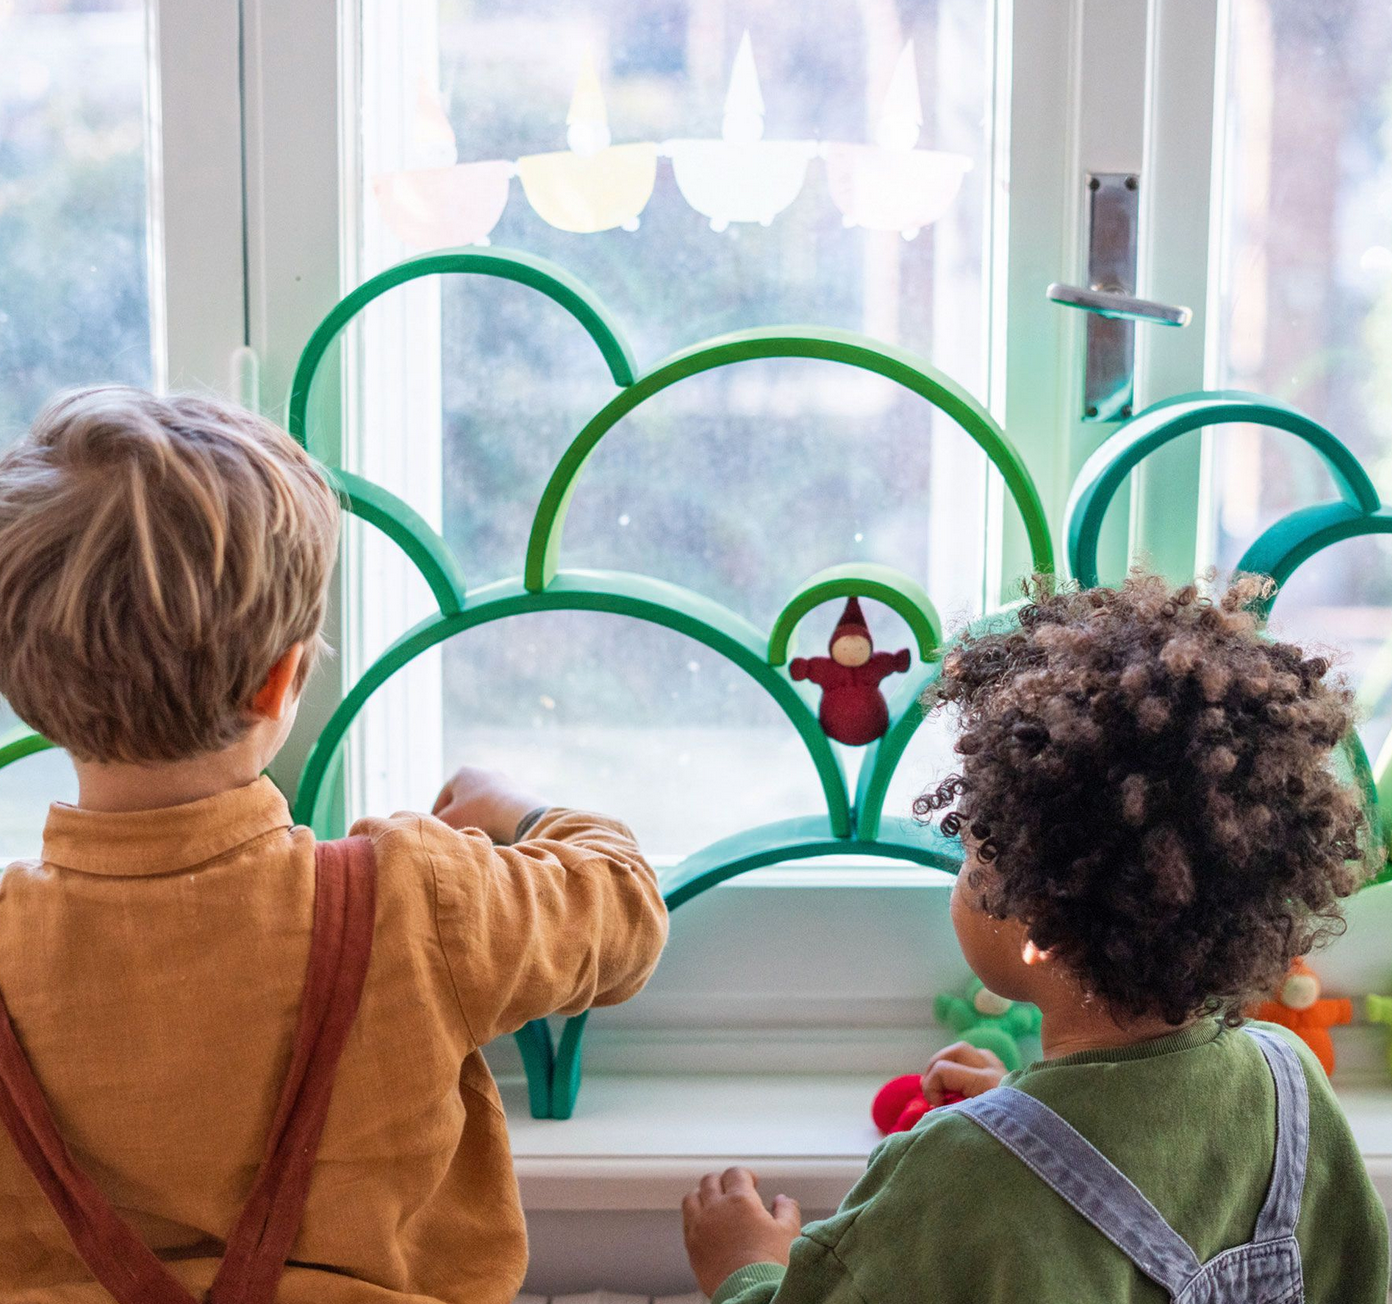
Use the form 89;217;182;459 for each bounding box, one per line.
354;1;997;857
0;0;152;857
1213;0;1392;752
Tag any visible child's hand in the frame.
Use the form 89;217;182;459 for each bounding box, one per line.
921;1041;1007;1104
432;766;547;844
683;1167;801;1298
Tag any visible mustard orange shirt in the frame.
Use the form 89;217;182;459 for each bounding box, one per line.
0;778;668;1302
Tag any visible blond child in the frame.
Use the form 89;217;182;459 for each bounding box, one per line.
0;386;668;1302
683;575;1389;1304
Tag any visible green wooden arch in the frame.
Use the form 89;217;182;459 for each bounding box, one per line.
1066;392;1380;587
523;326;1054;592
293;571;852;839
331;469;468;614
286;247;638;456
537;812;963;1118
1235;503;1392;616
0;729;55;774
766;564;942;667
854;663;942;841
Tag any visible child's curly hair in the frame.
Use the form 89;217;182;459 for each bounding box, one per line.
917;572;1370;1026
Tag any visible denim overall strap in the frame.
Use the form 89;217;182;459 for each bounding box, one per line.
1242;1026;1309;1244
954;1087;1202;1295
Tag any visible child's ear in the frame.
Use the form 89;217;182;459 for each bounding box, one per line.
1021;938;1053;966
251;644;305;722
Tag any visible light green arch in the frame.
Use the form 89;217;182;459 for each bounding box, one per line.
766;564;942;667
287;247;638;456
524;327;1053;592
293;571;853;839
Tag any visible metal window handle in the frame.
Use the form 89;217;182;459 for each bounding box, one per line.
1047;283;1192;328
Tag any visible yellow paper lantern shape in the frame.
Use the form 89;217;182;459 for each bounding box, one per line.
517;50;657;234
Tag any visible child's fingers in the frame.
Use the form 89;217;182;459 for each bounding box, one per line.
923;1040;1000;1073
922;1058;1003;1104
681;1191;700;1223
431;780;453;816
772;1194;802;1231
699;1171;723;1201
720;1166;758;1195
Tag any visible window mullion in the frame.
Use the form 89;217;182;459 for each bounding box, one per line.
148;0;246;394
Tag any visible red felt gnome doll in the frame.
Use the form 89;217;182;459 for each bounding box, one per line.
790;597;911;746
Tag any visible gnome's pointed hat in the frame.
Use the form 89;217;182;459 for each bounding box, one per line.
830;596;872;652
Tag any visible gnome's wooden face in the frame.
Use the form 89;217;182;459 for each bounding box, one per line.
831;633;872;667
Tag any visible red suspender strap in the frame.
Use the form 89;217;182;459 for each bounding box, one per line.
209;835;376;1302
0;835;377;1304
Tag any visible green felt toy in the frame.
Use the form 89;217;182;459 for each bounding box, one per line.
934;978;1042;1072
1367;995;1392;1077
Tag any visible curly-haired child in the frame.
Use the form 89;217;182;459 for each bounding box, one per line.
682;573;1389;1304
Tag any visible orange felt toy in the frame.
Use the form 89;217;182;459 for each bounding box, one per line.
1250;957;1351;1076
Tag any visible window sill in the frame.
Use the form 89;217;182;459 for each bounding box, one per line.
501;1069;1392;1214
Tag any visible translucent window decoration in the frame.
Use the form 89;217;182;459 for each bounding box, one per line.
370;14;976;248
664;32;816;233
372;80;513;247
516;52;659;234
823;43;973;240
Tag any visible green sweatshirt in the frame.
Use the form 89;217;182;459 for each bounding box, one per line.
714;1021;1388;1304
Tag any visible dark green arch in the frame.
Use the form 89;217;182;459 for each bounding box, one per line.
331;469;467;614
287;247;638;454
767;564;942;667
1067;392;1380;587
524;327;1053;592
293;571;852;838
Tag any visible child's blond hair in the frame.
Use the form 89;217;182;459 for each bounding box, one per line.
0;386;340;763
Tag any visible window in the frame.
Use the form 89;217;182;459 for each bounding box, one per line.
343;0;997;859
1212;1;1392;762
0;0;156;854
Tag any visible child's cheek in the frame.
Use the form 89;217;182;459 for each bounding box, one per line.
949;870;1032;999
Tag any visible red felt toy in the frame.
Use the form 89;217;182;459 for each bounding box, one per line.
790;597;911;746
872;1074;965;1135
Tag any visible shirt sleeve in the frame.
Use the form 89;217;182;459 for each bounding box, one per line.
712;1239;866;1304
367;807;668;1047
710;1133;923;1304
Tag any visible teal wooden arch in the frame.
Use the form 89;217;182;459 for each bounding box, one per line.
286;247;638;457
1066;392;1380;587
538;812;962;1118
1236;503;1392;616
766;564;942;667
1063;396;1391;885
523;326;1054;592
